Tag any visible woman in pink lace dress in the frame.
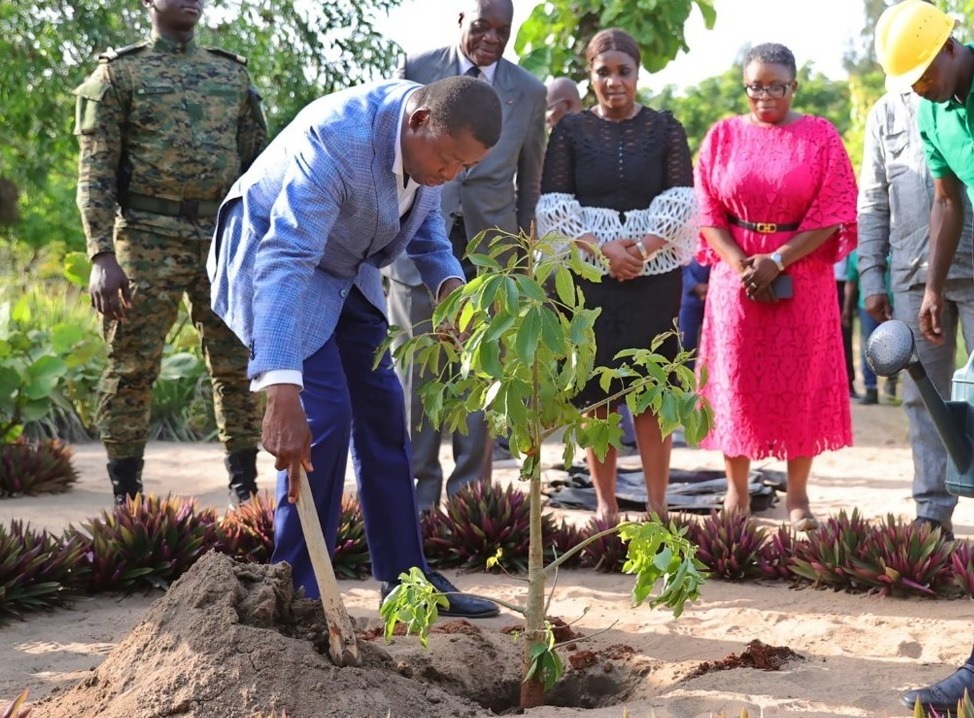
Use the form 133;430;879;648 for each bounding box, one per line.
694;43;856;530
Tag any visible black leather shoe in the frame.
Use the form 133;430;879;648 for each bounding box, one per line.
380;570;499;618
900;663;974;712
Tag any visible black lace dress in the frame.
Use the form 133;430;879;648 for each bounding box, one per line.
539;106;694;407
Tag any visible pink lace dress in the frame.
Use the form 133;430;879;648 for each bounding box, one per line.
694;115;856;459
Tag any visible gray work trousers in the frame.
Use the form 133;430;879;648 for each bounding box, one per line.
386;279;492;513
894;279;974;529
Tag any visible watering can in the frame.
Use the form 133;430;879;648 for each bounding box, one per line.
865;320;974;497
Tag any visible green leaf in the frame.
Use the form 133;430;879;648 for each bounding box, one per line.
24;355;67;400
0;366;21;400
63;252;91;287
11;295;31;325
50;323;85;353
514;307;541;365
158;352;200;381
554;266;575;306
476;338;503;379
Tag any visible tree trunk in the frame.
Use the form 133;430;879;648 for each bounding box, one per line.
520;450;547;709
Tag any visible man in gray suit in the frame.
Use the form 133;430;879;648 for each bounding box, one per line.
384;0;547;512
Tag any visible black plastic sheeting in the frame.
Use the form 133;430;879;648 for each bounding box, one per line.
543;466;785;513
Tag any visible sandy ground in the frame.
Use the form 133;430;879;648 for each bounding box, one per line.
4;398;974;717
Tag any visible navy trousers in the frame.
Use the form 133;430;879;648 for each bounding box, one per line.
270;287;428;596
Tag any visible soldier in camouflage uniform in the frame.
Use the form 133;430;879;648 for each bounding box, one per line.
73;0;266;505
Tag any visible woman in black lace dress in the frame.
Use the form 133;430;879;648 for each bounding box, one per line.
536;28;696;520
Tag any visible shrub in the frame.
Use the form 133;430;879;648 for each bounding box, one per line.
70;495;218;593
950;540;974;597
758;525;796;581
0;438;77;497
214;492;276;564
333;493;371;580
690;510;766;580
422;480;556;573
790;509;872;589
0;521;87;621
578;515;629;573
848;514;957;598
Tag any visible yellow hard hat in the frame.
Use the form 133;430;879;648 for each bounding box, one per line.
875;0;956;92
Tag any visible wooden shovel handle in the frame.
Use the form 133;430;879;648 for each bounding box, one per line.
293;466;360;666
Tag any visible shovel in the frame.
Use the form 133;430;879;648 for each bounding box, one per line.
293;465;360;666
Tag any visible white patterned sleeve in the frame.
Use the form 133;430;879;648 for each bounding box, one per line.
628;186;699;270
535;192;587;255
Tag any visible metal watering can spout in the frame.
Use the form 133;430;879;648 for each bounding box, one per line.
865;320;974;492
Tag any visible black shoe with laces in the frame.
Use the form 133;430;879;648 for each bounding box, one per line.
901;663;974;712
380;569;499;618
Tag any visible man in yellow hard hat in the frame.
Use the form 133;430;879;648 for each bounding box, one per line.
875;1;974;712
876;0;973;350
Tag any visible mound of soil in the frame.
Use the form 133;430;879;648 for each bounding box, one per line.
31;553;485;718
30;553;649;718
686;639;803;680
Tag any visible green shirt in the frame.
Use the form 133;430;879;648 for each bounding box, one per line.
846;249;892;310
918;46;974;207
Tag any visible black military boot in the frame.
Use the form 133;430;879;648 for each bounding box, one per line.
107;457;144;505
226;448;259;505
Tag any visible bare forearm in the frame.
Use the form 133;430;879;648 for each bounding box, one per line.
775;226;839;269
700;227;746;274
928;197;965;294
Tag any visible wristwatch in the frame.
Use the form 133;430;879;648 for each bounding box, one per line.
770;251;786;272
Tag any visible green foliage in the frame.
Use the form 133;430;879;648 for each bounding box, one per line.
0;255;104;440
0;439;78;497
70;495;218;593
0;0;402;251
688;510;767;581
524;625;564;693
620;520;707;617
386;229;711;477
848;514;957;598
384;228;710;703
790;509;872;589
421;480;556;573
757;524;796;581
579;515;629;573
0;521;87;622
649;65;853;157
214;492;276;564
333;494;372;580
0;294;99;442
0;251;224;442
148;348;217;442
515;0;716;81
841;71;886;176
379;566;448;650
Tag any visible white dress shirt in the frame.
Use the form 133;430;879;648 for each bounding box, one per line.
457;49;497;85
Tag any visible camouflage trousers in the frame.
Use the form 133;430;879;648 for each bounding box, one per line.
97;226;261;459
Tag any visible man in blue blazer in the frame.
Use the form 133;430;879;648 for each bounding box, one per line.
384;0;547;512
208;76;502;618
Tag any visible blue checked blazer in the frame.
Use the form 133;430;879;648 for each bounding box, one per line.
207;80;463;378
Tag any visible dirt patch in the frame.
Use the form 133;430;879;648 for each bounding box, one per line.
686;639;803;680
30;553;485;718
29;553;648;717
